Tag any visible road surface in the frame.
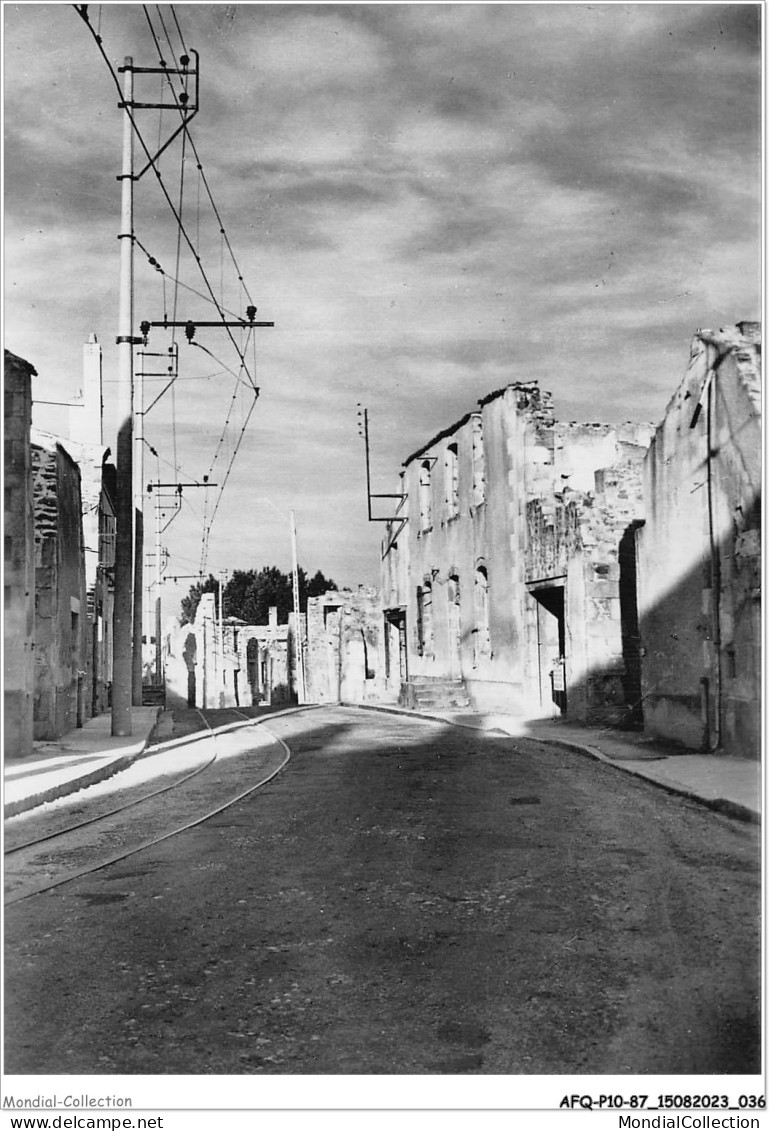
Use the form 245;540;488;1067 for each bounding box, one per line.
4;705;760;1075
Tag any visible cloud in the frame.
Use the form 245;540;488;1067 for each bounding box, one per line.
5;3;760;593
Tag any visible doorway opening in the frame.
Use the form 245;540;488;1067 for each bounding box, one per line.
531;582;566;715
384;608;409;684
447;573;461;677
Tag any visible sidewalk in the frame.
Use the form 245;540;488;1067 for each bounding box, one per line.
3;707;162;818
350;703;762;823
4;701;761;824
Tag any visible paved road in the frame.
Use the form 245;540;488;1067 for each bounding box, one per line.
4;706;760;1074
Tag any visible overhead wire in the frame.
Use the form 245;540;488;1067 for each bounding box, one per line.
76;3;266;574
134;236;244;321
75;6;260;391
155;5;181;73
171;5;188;55
140;0;261;443
145;0;260;560
200;391;260;572
146;8;256;317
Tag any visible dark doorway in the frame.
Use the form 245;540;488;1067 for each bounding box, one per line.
384;609;409;684
531;583;566;715
618;521;644;729
246;638;259;705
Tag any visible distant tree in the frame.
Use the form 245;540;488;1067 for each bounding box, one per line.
305;569;337;603
179;566;338;626
180;574;218;625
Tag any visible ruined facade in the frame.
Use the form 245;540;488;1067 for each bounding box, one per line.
382;382;653;719
4;350;36;756
65;337;116;717
305;586;385;703
637;323;761;757
4;341;116;749
31;429;88;739
524;425;651;726
170;594;302;709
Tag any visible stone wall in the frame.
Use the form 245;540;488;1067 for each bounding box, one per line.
524;427;649;725
637;323;761;756
173;596;301;709
4;351;36;757
306;587;385;703
31;431;88;739
388;382;559;714
385;378;654;720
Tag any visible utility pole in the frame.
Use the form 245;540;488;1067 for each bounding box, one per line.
218;569;227;707
154;483;163;686
290;510;306;704
356;405;406;522
107;44;200;732
112;57;135;736
132;345;144;706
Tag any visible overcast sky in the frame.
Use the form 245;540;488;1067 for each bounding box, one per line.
4;2;761;617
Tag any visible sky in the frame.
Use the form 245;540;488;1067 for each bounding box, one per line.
4;2;762;623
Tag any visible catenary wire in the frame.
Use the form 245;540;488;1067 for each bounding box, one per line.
75;6;260;391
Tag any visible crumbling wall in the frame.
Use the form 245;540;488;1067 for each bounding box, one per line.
4;351;35;757
31;433;87;740
306;587;384;703
524;426;649;726
637;323;761;756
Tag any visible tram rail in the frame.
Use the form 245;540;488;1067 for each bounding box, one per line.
4;705;315;906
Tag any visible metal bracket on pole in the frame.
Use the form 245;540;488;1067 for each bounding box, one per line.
118;51;201;180
356;405;407;522
147;482;217;492
142;314;274;340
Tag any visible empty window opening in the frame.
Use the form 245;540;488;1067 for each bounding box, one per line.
445;443;459;518
323;604;341;629
416;580;434;658
473;565;490;661
471;415;486;506
419;460;433;531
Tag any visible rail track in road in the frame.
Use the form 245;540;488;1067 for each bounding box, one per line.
4;706;316;906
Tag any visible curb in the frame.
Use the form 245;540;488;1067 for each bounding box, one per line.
341;700;509;734
4;710;162;820
523;734;760;825
344;702;760;825
4;704;321;820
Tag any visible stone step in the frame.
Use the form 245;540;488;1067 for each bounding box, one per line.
401;678;471;711
142;685;166;707
413;687;470;699
416;699;471;710
411;680;471;710
410;677;467;686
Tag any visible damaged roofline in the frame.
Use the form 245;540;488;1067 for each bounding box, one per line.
402;380;551;468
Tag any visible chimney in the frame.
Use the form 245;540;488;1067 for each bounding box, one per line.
268;606;278;628
69;334;103;446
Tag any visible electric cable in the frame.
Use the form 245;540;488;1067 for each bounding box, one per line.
201;392;260;573
75;6;260;391
134;236;244;320
76;4;266;578
171;5;189;56
144;5;252;319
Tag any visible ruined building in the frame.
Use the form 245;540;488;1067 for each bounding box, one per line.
65;335;117;718
4;350;36;756
30;427;88;739
381;382;653;720
170;593;301;709
305;586;384;704
637;323;761;757
4;341;117;751
378;323;760;756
